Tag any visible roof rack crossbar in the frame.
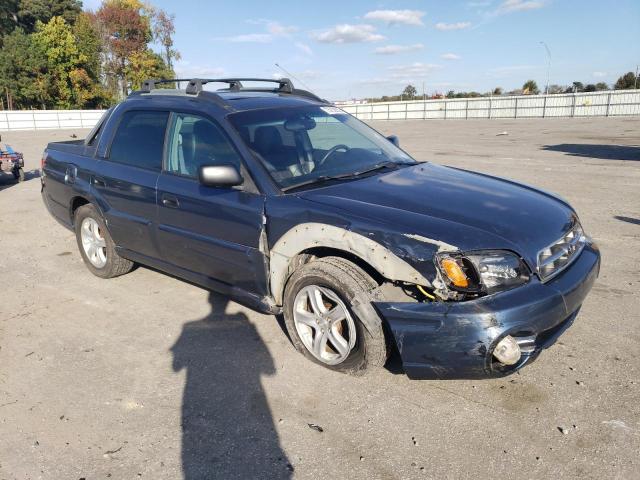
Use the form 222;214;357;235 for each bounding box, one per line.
139;76;328;103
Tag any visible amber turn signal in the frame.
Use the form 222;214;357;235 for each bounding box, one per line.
440;258;469;288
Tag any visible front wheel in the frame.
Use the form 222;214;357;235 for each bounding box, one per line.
283;256;388;375
74;204;134;278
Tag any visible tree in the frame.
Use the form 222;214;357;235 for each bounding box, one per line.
125;49;172;91
446;90;455;99
402;84;417;99
0;28;49;109
0;0;18;37
572;81;584;92
32;16;85;108
97;0;152;98
492;87;503;95
595;82;608;91
16;0;82;33
584;84;597;92
614;72;638;90
151;9;180;72
547;84;564;94
522;80;539;95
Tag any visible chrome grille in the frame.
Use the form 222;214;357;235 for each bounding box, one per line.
537;223;586;281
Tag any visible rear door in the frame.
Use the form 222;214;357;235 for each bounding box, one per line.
92;110;169;259
155;112;268;295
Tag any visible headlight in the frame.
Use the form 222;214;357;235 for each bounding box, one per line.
436;250;530;295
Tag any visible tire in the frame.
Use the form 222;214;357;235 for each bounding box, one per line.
13;168;24;182
283;256;388;375
74;204;134;279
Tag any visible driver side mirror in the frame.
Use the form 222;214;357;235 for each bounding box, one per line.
198;164;243;188
386;135;400;147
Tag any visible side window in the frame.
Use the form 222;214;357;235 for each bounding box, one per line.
109;110;169;170
166;113;242;178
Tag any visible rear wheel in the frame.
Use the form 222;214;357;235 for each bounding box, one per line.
283;256;388;375
74;204;134;278
13;167;24;182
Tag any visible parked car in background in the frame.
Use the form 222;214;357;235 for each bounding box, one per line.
0;135;25;182
40;78;600;379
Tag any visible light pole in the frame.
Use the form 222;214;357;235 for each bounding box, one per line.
540;41;551;94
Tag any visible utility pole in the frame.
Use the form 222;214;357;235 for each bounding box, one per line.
540;41;551;94
422;81;425;101
635;65;639;89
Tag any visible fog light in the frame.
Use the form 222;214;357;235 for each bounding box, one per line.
493;335;521;365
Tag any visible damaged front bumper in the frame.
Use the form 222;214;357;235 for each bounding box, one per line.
374;243;600;379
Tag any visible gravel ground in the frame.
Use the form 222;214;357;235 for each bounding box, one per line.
0;117;639;479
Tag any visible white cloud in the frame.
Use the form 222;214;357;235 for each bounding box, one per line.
467;1;492;6
312;24;385;44
363;10;425;26
435;21;472;31
218;20;298;43
175;61;225;79
441;53;461;60
295;42;313;56
494;0;545;14
388;62;442;79
593;71;607;78
221;33;273;43
374;44;424;55
266;21;298;36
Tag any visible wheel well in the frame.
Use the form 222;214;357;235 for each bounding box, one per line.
70;196;90;225
296;247;386;286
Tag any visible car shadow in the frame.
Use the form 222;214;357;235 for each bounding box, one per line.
170;291;292;479
0;169;40;192
614;215;640;226
542;144;640;161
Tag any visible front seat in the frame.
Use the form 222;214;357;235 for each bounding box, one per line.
252;126;291;171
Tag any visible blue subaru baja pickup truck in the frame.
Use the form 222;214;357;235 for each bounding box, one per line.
41;78;600;379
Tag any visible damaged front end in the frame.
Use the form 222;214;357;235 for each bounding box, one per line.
374;242;600;379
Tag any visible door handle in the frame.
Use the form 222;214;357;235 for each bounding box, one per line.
162;194;180;208
93;176;106;187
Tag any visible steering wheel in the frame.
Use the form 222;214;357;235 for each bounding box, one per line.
317;144;350;167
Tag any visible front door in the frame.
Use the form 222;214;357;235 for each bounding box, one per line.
156;112;268;296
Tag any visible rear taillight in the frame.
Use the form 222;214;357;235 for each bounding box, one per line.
41;151;47;170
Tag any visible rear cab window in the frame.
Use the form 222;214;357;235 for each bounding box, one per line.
108;110;169;170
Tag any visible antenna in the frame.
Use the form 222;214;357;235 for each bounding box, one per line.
274;63;314;92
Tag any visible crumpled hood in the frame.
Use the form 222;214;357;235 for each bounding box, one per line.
298;163;575;269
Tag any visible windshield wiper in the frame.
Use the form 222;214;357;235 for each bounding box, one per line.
282;161;400;192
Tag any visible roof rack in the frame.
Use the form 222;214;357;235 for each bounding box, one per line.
137;77;327;103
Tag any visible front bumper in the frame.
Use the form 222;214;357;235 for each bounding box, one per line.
374;243;600;379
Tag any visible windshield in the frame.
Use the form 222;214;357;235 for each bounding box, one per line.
228;106;416;190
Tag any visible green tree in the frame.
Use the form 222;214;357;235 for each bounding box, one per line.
572;81;584;92
614;72;638;90
17;0;82;33
0;28;49;109
402;84;417;99
446;90;455;98
0;0;18;37
547;84;564;94
492;87;503;95
32;16;85;108
522;80;539;95
584;84;597;92
595;82;608;91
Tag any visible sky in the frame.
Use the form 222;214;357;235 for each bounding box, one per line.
84;0;640;101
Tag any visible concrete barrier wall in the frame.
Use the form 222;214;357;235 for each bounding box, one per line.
340;89;640;121
0;109;107;131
